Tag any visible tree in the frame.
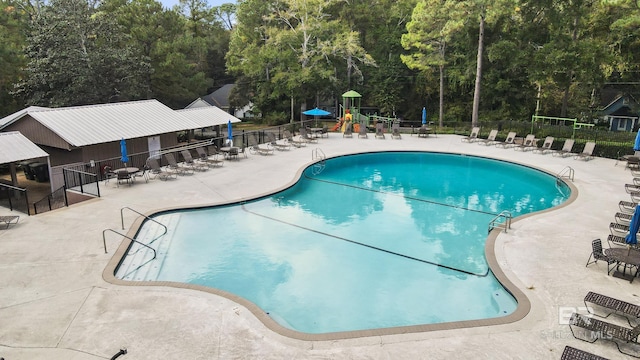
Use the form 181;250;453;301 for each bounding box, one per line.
0;1;30;116
13;0;151;107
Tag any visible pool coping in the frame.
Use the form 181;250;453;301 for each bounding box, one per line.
102;150;578;341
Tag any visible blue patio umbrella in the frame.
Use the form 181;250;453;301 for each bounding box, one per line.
634;129;640;152
422;107;427;125
227;120;233;146
625;204;640;246
120;138;129;166
302;108;331;117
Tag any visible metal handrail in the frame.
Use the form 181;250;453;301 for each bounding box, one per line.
312;148;325;161
102;228;157;260
120;207;167;244
557;166;575;181
488;210;513;233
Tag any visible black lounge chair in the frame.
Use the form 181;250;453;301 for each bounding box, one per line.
621;200;637;214
181;150;208;171
569;312;640;358
586;238;617;274
610;222;630;236
615;212;633;225
195;147;224;167
584;291;640;327
146;158;178;180
560;345;609;360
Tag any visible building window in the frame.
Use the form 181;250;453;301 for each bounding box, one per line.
617;117;629;131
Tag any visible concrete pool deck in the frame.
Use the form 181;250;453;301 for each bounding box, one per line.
0;133;636;359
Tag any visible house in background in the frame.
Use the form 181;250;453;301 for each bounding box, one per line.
0;99;240;190
598;89;639;132
186;84;257;119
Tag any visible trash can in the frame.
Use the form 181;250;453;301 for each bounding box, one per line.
20;161;36;180
30;162;49;182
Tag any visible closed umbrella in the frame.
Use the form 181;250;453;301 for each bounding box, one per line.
422;107;427;126
634;129;640;152
227;120;233;147
120;138;129;167
625;204;640;247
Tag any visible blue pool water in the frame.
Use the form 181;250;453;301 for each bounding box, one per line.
120;152;570;334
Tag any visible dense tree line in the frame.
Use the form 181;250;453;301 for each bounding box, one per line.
1;0;639;125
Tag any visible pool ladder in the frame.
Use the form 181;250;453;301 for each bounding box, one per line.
102;206;167;258
311;148;326;175
556;166;574;182
488;211;512;233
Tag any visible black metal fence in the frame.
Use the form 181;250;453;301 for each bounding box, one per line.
33;186;68;215
63;168;100;197
0;182;29;215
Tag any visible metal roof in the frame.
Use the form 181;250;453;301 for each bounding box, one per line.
18;100;205;147
0;106;50;129
0;131;49;164
184;98;211;109
176;106;241;127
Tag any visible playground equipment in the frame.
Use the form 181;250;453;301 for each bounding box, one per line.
330;89;400;133
531;115;594;138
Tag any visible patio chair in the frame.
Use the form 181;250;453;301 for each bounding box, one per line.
343;122;353;138
299;127;318;143
321;125;329;138
532;136;554;154
569;312;640;358
461;127;480;143
586;238;617;274
552;139;576;157
195;147;224;167
375;122;385;139
358;122;368;138
164;152;194;175
560;346;609;360
283;130;305;147
0;215;19;229
391;121;402;139
477;129;499;146
103;165;117;184
514;134;536;151
146;158;177;181
495;131;517;148
267;132;291;151
180;150;208;171
417;125;430;138
575;142;596;161
584;291;640;327
116;170;132;187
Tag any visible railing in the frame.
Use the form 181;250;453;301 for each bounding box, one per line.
488;211;513;233
557;166;575;182
311;148;326;175
33;186;68;214
63;168;100;197
102;228;157;262
120;206;167;244
0;182;29;215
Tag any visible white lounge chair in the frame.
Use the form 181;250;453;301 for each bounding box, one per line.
461;127;480;143
552;139;576;157
477;129;499;146
575;142;596;161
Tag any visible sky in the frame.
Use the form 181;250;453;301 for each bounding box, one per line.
160;0;235;10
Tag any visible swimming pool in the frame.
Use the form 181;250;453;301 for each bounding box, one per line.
115;152;570;335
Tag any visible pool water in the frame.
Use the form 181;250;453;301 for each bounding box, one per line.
119;152;570;334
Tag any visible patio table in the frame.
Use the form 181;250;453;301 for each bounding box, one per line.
605;247;640;282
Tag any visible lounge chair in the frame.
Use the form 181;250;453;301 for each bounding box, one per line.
627;184;640;194
375;122;385;139
514;134;536;151
477;129;499;146
615;211;633;225
146;158;177;180
532;136;554;154
195;147;224;167
358;122;368;138
584;291;640;327
249;134;275;155
283;130;305;147
267;132;291;151
299;127;318;143
560;346;609;360
610;222;630;236
164;152;195;175
343;123;353;138
586;238;617;274
621;200;637;214
391;121;402;139
552;139;576;157
569;312;640;358
575;142;596;161
0;215;19;229
321;125;329;138
180;150;208;171
461;127;480;143
495;131;517;148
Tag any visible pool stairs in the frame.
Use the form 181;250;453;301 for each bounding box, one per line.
115;213;181;281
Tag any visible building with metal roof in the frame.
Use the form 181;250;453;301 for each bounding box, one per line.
0;131;48;165
0;99;240;190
